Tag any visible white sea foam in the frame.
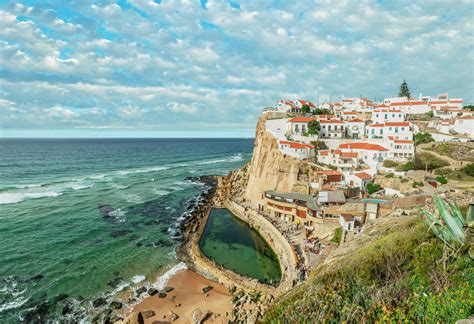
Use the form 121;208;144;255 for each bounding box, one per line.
110;183;129;190
153;189;170;196
152;262;187;290
110;208;126;223
132;275;146;284
197;153;244;165
90;174;106;180
69;183;93;191
14;184;42;189
122;193;143;204
0;296;29;313
117;166;169;176
0;191;62;205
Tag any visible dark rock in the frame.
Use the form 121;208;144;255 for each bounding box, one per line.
61;303;72;315
110;230;131;238
92;297;106;307
141;310;155;318
136;287;147;296
53;293;69;302
163;286;174;293
228;286;236;294
28;274;44;282
110;301;122;309
107;277;124;289
170;311;179;321
148;288;158;296
158;292;167;298
136;242;144;247
202;285;213;294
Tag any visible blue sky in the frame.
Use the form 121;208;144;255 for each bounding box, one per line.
0;0;473;138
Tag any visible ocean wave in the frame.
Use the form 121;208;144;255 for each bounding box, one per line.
153;189;170;196
14;184;43;189
0;276;29;313
110;183;129;190
0;191;62;205
68;183;93;191
131;275;146;284
152;262;187;290
117;166;169;176
197;153;243;165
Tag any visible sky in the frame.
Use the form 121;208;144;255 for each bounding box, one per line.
0;0;473;138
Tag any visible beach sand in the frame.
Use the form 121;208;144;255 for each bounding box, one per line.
129;270;234;323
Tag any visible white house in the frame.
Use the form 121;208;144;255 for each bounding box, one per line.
274;100;295;112
319;119;346;138
383;94;464;115
317;149;359;172
345;171;373;190
339;142;390;167
387;136;415;161
345;118;366;139
435;116;474;137
279;140;315;160
287;117;315;135
372;109;406;124
340;111;359;121
433;107;472;120
366;121;412;142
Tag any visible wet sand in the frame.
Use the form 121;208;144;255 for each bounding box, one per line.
131;270;233;323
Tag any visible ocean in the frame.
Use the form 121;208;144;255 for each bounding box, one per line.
0;138;253;322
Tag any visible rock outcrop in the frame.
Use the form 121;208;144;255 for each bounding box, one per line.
216;114;314;208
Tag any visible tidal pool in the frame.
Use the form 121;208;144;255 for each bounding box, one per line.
199;208;281;284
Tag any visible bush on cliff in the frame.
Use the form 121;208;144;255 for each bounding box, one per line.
263;220;473;322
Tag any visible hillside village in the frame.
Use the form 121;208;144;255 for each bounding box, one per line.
247;89;474;273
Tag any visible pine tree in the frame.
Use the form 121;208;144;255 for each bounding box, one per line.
399;80;411;98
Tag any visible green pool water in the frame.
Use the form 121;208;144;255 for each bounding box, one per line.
199;208;282;284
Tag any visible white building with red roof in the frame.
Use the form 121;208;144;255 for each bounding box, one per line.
387;136;415;160
383;94;464;114
345;171;374;190
317;149;359;172
340;111;359;121
339;142;390;167
319;119;346;139
279;140;315;160
346;118;366;139
366;121;412;142
372;109;406;124
286;117;315;135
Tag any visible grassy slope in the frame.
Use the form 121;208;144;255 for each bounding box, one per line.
264;217;473;322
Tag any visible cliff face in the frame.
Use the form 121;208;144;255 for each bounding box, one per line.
218;114;311;208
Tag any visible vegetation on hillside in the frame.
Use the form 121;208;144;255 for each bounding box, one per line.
395;152;448;172
435;163;474;182
427;142;474;162
414;132;434;145
365;182;382;194
264;216;473;322
382;159;399;168
310;140;328;150
301;104;311;114
312;108;332;115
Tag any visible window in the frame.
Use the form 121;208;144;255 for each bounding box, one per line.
395;127;399;133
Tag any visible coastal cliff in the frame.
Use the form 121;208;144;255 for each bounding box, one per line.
215;114;312;208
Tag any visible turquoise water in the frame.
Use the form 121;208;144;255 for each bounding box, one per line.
0;138;252;322
199;209;281;284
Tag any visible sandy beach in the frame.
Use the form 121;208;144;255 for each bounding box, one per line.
128;270;234;323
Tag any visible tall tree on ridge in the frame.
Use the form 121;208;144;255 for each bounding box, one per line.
399;80;411;98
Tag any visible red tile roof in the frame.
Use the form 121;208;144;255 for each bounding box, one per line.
320;119;344;124
385;122;410;127
317;170;342;176
318;150;329;156
355;172;372;180
289;117;315;123
280;140;314;149
339;142;388;151
348;118;364;123
340;152;358;158
394;139;413;144
343;111;358;115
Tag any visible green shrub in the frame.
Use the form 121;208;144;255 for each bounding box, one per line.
396;161;414;172
366;182;382;194
436;176;448;184
414;132;434;145
463;163;474;177
386;173;394;178
331;227;343;244
434;167;450;176
401;178;409;183
412;180;423;188
310;140;328;150
383;160;399;168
